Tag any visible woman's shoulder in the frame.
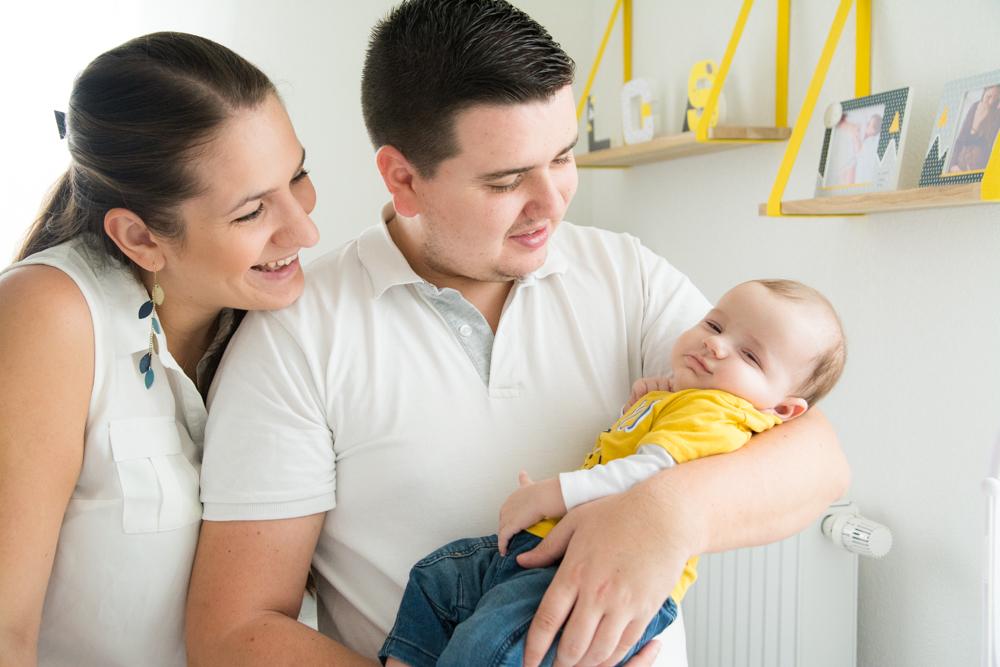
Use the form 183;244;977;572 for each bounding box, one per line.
0;263;93;340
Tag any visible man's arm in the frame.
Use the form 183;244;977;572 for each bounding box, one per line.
186;514;376;666
517;407;848;667
190;301;359;664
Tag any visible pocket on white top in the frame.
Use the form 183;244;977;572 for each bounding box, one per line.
109;417;202;533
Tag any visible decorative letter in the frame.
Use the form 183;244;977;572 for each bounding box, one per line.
683;60;725;133
621;78;655;145
586;97;611;152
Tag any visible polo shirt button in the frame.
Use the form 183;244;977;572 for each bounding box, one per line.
458;324;473;337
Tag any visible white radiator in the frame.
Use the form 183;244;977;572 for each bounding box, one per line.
682;501;861;667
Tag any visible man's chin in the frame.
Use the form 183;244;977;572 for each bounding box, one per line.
501;251;549;280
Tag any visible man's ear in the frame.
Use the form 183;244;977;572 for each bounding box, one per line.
766;396;809;422
103;208;164;272
375;145;421;218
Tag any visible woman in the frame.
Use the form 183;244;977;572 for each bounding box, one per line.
949;84;1000;173
0;32;318;665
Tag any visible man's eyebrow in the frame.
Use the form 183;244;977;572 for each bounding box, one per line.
476;136;578;182
224;147;307;216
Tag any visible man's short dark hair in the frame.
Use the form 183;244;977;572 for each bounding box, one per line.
361;0;575;176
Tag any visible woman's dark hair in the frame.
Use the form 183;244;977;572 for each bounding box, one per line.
18;32;276;263
361;0;575;177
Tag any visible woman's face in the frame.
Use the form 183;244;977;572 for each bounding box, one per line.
164;94;319;314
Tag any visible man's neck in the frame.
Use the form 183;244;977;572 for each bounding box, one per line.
386;211;513;332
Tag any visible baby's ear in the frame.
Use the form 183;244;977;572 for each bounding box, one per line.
767;397;809;421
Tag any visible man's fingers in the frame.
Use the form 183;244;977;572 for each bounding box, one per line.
592;617;649;667
497;529;510;556
576;612;632;667
522;579;577;667
516;518;573;569
551;608;603;667
617;639;661;667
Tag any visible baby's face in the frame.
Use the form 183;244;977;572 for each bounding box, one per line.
670;282;830;416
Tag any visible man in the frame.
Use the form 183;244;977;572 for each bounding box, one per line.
187;2;848;665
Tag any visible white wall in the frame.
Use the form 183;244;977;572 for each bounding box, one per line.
4;2;997;666
553;2;1000;666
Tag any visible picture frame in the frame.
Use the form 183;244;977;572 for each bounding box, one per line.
815;87;912;197
919;70;1000;188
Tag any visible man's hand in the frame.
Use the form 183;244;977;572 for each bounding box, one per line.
497;471;567;555
515;484;693;667
625;377;673;412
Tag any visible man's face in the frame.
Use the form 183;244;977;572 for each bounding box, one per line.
407;85;579;283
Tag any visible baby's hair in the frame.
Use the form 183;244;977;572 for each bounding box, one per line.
751;279;846;406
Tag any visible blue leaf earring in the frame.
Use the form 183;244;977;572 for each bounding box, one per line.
137;266;164;389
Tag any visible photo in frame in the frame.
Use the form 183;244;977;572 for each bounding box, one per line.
919;70;1000;187
815;87;912;197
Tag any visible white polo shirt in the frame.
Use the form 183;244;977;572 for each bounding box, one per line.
201;210;710;658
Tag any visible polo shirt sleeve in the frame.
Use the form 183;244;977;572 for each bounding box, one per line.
200;310;335;521
635;241;711;378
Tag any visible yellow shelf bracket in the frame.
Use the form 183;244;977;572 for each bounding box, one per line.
982;138;1000;201
623;0;633;83
576;0;631;122
856;0;871;97
776;0;790;128
765;0;870;217
696;0;792;144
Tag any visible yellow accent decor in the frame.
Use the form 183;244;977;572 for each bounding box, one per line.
982;136;1000;201
766;0;860;217
576;0;791;164
575;0;624;122
686;60;720;131
776;0;790;128
889;112;900;134
938;108;949;128
623;0;633;83
696;0;752;142
856;0;872;97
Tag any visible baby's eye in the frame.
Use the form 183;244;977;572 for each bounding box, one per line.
703;320;722;333
742;350;761;368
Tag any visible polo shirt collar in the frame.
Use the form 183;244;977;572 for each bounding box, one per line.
358;202;570;298
357;203;426;298
526;230;568;282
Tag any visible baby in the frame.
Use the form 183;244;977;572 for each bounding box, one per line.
381;279;846;667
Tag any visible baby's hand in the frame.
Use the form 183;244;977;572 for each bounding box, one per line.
497;472;566;556
625;376;673;411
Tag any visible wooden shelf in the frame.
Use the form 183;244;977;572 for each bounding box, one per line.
576;126;792;168
758;183;999;216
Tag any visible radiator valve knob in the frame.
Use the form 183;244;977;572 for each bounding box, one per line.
822;512;892;558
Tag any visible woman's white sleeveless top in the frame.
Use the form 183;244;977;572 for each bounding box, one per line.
5;239;205;666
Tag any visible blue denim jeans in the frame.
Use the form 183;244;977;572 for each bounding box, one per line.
379;532;677;667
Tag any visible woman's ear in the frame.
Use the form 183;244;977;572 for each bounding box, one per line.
103;208;164;271
375;145;422;218
767;396;809;422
